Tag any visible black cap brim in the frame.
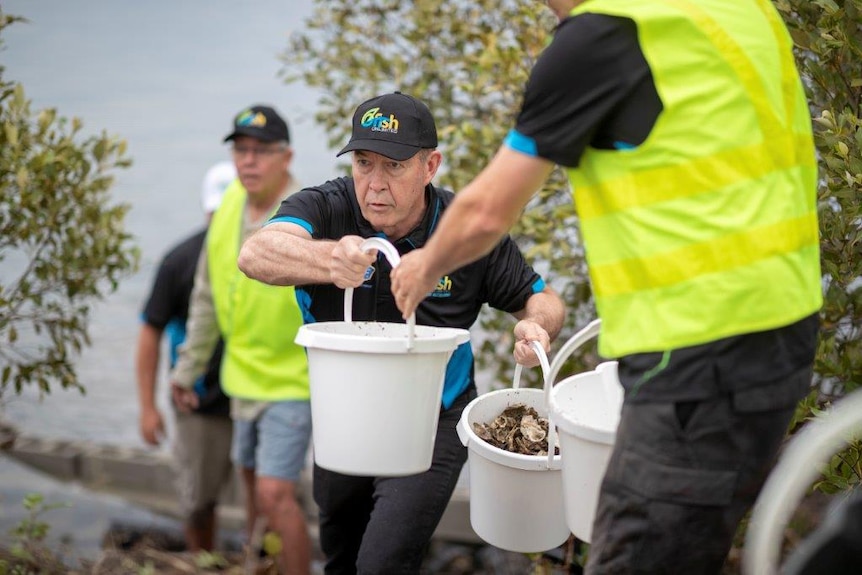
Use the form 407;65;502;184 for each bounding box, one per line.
336;139;421;161
223;127;285;143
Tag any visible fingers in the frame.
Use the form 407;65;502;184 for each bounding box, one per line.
331;236;377;289
390;251;437;319
513;320;551;367
514;339;541;368
140;408;164;446
170;384;198;414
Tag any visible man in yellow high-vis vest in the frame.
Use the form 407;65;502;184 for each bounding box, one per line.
392;1;822;572
170;105;313;575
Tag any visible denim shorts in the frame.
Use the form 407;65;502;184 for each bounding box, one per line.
232;399;312;482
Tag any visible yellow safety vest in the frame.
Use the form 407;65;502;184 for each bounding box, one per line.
567;0;822;358
207;181;309;400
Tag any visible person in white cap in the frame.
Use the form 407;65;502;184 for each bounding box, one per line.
201;161;238;216
135;160;237;552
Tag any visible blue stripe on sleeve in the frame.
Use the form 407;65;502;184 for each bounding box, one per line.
531;277;546;294
503;129;538;157
268;216;313;235
295;287;316;324
165;318;186;368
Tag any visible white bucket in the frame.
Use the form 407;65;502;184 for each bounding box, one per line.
456;341;569;553
548;320;624;543
295;238;470;477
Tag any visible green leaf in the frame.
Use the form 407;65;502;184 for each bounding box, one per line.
4;122;18;147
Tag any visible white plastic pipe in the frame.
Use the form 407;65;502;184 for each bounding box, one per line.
743;390;862;574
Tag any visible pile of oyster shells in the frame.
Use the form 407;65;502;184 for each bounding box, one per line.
472;403;558;456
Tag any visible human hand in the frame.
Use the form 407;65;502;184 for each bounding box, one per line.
330;236;378;289
139;405;165;446
390;249;439;319
171;383;199;413
513;319;551;368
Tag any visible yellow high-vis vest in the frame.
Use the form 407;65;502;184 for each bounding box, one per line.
207;181;309;401
568;0;822;358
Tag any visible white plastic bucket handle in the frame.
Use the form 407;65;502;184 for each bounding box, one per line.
547;319;602;388
543;319;602;467
512;341;556;469
343;237;416;349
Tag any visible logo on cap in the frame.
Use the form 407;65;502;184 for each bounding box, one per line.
361;107;399;134
237;110;267;128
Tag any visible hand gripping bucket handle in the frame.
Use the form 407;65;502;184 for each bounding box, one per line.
512;340;556;469
510;319;602;469
343;237;416;349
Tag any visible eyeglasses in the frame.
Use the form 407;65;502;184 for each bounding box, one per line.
231;144;285;158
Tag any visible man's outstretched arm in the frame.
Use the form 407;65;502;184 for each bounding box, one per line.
239;222;377;289
391;147;554;318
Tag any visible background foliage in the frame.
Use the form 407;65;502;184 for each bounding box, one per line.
778;0;862;494
0;13;138;399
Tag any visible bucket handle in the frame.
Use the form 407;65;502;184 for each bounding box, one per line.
512;341;557;469
343;237;416;349
546;319;601;388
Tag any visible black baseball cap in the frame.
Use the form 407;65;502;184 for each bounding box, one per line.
223;105;290;143
337;92;438;161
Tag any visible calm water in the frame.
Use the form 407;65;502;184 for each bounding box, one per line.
0;0;338;448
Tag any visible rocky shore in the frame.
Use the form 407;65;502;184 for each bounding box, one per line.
0;422;575;574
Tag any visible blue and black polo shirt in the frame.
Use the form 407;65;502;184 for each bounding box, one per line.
269;176;547;409
141;228;228;416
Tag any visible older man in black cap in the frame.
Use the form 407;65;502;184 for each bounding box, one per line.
238;92;565;574
171;104;314;575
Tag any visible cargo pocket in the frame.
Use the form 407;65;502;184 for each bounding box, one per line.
732;366;812;413
618;448;737;507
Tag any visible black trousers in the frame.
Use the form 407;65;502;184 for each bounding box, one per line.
586;369;811;574
313;387;475;575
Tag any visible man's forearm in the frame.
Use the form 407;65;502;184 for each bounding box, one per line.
421;147;556;278
515;287;566;342
136;324;162;409
238;223;336;286
392;147;557;320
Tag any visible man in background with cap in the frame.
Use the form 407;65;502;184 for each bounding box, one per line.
238;92;565;574
135;160;236;552
171;105;313;575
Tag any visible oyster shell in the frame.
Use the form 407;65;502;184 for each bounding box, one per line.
471;403;558;456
